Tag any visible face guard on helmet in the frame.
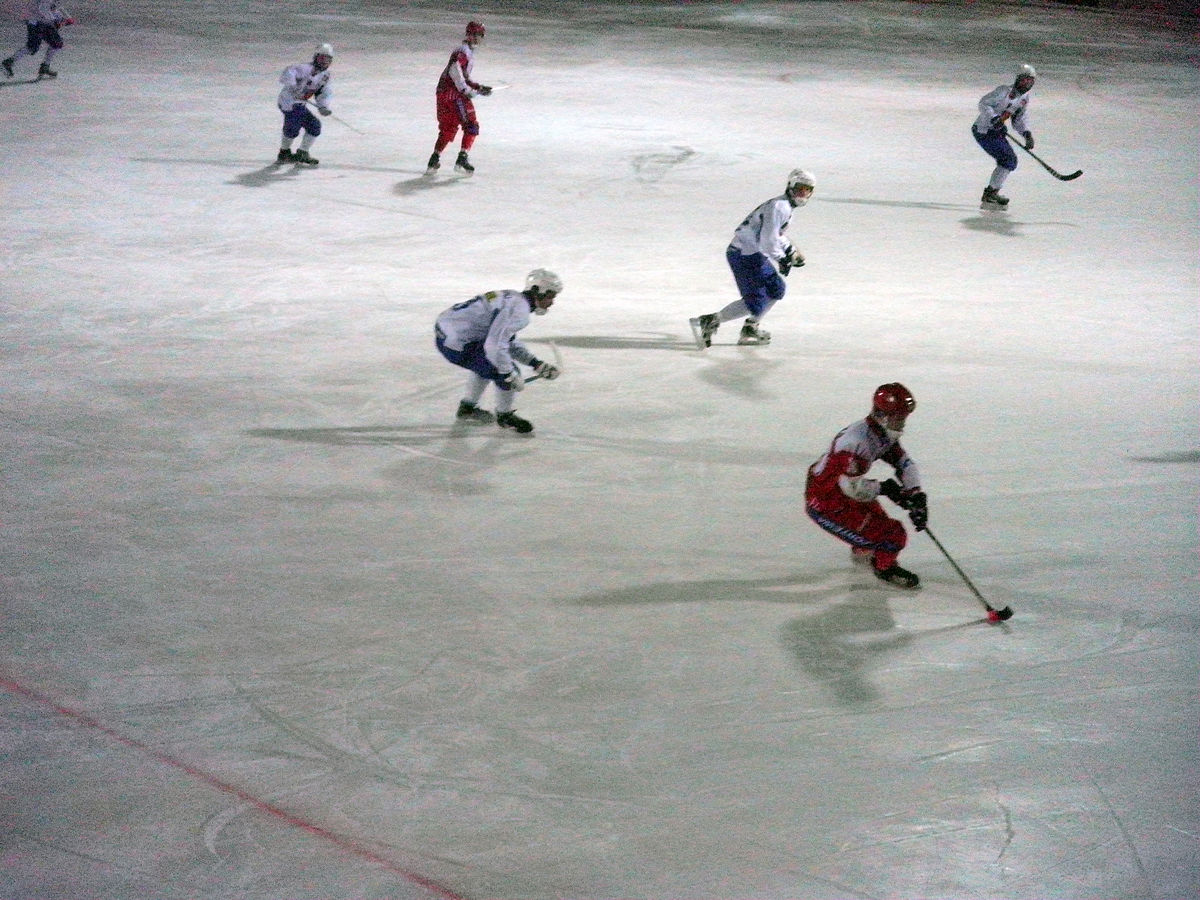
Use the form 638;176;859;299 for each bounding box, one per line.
313;43;333;71
871;382;916;439
525;268;562;314
1013;63;1036;94
465;21;485;45
786;168;816;207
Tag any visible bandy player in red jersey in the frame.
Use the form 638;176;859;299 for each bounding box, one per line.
425;21;492;176
805;383;929;588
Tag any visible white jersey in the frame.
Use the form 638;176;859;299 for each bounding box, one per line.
25;1;69;25
973;84;1031;135
728;195;793;262
277;62;332;113
435;290;534;375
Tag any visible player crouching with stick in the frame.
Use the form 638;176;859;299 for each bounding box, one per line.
805;383;929;588
434;269;563;435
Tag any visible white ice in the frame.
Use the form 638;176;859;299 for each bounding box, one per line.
1;2;1197;898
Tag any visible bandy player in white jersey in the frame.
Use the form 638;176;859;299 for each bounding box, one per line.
434;269;563;435
275;43;334;166
2;1;74;79
689;168;813;349
972;64;1037;208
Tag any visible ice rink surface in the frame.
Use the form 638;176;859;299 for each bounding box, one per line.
1;1;1197;898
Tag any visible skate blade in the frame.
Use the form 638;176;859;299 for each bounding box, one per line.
688;318;708;350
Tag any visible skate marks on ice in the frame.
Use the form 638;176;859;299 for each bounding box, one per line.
630;145;697;183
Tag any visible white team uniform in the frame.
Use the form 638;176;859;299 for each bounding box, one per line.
435;290;535;376
728;195;794;264
973;85;1031;136
277;63;331;113
24;1;69;26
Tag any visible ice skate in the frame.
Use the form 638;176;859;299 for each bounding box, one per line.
455;400;494;424
874;564;920;589
737;320;771;345
37;62;56;79
292;149;318;166
425;152;440;176
688;313;719;349
454;150;474;175
496;410;533;434
2;58;13;78
275;148;294;164
980;186;1009;208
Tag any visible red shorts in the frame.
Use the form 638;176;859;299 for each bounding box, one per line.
436;89;478;141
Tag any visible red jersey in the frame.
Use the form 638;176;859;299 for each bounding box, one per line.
437;42;482;97
806;416;921;515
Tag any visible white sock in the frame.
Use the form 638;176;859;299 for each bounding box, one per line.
463;374;488;405
716;299;751;322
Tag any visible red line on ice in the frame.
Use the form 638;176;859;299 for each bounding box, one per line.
0;676;467;900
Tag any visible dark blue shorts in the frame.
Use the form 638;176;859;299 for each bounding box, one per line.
435;331;512;390
973;126;1017;171
282;105;321;139
726;247;786;318
25;22;64;53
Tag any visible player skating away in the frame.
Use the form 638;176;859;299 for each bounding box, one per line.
426;21;492;176
973;64;1037;208
434;269;563;435
805;383;929;589
2;1;74;80
275;43;334;166
690;168;813;349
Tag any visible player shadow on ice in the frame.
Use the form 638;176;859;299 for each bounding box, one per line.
1129;450;1200;464
231;164;304;187
538;334;695;352
573;571;985;706
246;424;524;496
819;196;978;213
393;174;469;196
696;354;784;400
961;212;1023;237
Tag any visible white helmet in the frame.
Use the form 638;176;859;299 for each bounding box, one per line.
315;43;334;58
1016;63;1037;80
525;268;563;296
787;168;816;206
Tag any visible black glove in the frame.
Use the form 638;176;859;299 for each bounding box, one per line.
1023;130;1034;149
989;116;1008;134
478;85;493;96
903;490;928;531
779;258;791;276
879;479;904;503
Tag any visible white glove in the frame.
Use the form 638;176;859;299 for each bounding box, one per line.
501;369;525;392
533;361;560;380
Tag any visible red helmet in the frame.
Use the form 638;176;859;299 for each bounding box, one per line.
465;21;485;41
871;382;915;436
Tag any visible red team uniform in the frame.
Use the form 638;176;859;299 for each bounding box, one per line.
427;21;491;176
806;383;928;588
